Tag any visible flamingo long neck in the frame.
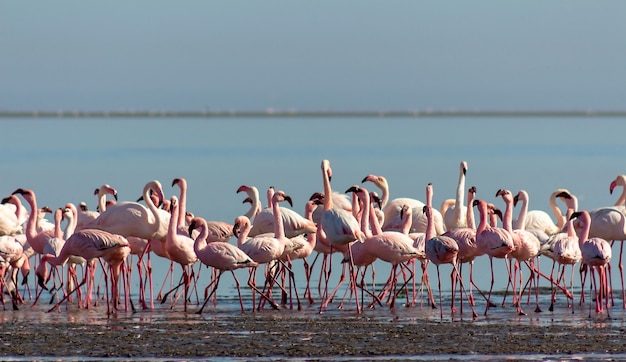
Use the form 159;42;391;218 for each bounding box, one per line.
565;208;575;238
577;212;591;248
453;165;466;224
466;191;476;230
266;187;274;209
400;208;412;235
97;187;108;213
53;209;63;239
167;200;179;244
476;202;489;235
351;192;360;220
615;179;626;206
24;194;38;241
322;165;333;211
425;184;435;240
304;203;317;247
502;196;514;232
549;193;565;230
244;187;261;220
513;192;528;230
193;220;209;256
64;208;77;240
177;180;188;227
236;218;252;247
378;179;390;209
272;196;285;240
142;183;162;238
358;191;374;237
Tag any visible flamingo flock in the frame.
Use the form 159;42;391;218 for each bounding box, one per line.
1;160;625;320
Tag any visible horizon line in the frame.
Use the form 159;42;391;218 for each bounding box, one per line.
1;109;626;118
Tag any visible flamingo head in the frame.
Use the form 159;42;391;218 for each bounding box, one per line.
272;190;293;207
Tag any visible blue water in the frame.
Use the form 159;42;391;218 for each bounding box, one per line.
2;116;626;306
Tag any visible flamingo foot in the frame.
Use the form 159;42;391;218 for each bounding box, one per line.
535;306;542;313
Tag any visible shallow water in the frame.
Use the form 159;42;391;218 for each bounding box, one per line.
4;116;626;360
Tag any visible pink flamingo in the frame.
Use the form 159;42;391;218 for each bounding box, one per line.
346;185;419;312
362;173;445;234
425;183;476;319
517;189;577;243
0;234;24;310
36;228;131;314
236;185;262;220
473;199;515;316
163;196;198;312
441;186;486;307
233;190;296;310
76;184;118;231
399;204;437;309
239;185;316;238
496;189;541;315
548;208;581;313
318;160;363;313
87;180;169;242
1;196;25;236
282;199;317;304
232;214;282;311
189;216;258;313
582;196;626;308
440;161;469;230
11;189;55;256
571;210;612;317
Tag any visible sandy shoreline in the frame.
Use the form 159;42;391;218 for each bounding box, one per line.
1;302;625;360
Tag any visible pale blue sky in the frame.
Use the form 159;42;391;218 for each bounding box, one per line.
2;1;626;112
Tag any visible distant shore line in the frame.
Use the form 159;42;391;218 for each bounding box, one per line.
1;109;626;118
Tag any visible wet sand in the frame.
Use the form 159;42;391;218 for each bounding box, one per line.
2;297;626;360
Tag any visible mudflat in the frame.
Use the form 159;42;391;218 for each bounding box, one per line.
1;302;624;359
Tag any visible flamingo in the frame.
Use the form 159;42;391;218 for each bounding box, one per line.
583;193;626;308
0;196;26;236
238;185;316;238
11;189;56;257
440;161;469;230
517;189;578;244
346;185;419;313
163;195;198;312
547;208;581;313
610;174;626;207
76;184;118;231
441;186;486;308
425;183;476;319
236;185;262;219
473;199;515;316
571;210;612;317
282;199;317;304
36;228;131;314
188;216;258;313
496;189;541;315
232;190;297;310
362;173;445;235
86;180;169;242
318;160;363;313
0;234;25;310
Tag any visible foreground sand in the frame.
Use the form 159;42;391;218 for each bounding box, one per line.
1;301;625;359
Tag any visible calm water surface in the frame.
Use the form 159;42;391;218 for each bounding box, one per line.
3;117;626;352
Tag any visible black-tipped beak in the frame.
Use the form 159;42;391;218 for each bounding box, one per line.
188;222;196;237
570;211;582;220
172;178;180;187
284;195;293;207
113;192;118;201
345;186;360;194
37;274;48;291
232;222;240;237
12;188;26;195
